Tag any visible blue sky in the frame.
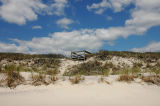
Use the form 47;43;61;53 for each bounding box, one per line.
0;0;160;55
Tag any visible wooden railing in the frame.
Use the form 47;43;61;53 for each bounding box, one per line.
71;50;91;60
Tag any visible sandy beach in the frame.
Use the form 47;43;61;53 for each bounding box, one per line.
0;76;160;106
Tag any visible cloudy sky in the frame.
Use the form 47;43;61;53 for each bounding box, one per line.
0;0;160;55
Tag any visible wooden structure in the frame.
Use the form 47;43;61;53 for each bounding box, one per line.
71;50;91;60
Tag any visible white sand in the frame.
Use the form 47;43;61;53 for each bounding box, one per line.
1;58;160;106
0;76;160;106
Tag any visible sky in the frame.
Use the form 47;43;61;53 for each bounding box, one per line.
0;0;160;55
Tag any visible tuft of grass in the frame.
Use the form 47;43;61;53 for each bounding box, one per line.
117;74;137;82
46;68;59;75
69;75;84;84
3;64;26;73
102;69;110;76
31;73;48;86
4;64;17;72
6;71;24;88
49;75;58;84
141;75;160;85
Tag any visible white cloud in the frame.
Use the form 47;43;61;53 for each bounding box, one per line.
87;0;111;14
87;0;133;14
0;0;68;25
89;0;160;42
32;25;42;29
1;0;160;54
49;0;68;16
2;30;102;55
56;18;74;29
0;0;47;25
131;42;160;52
0;42;29;53
106;16;112;21
109;0;133;12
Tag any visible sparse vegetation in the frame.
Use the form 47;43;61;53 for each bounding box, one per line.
31;73;48;86
111;66;141;75
94;50;160;62
49;75;58;84
141;75;160;85
117;74;137;82
69;75;85;84
64;61;114;76
64;60;104;76
6;70;25;88
0;51;160;87
0;53;65;61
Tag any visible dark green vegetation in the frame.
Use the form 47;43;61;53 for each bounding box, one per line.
92;50;160;62
0;53;65;61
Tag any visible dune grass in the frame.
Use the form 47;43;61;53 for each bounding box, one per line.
64;60;112;76
94;50;160;62
31;73;49;86
117;74;138;82
141;75;160;85
0;53;65;61
69;75;85;84
6;70;25;88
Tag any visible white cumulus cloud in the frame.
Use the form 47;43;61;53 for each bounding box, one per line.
87;0;133;14
56;18;74;29
1;29;102;55
0;42;29;53
131;42;160;52
0;0;47;25
0;0;68;25
50;0;68;16
1;0;160;54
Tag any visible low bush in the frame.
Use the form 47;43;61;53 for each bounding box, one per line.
49;75;58;84
69;75;84;84
117;74;137;82
6;71;24;88
141;75;160;85
31;73;48;86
